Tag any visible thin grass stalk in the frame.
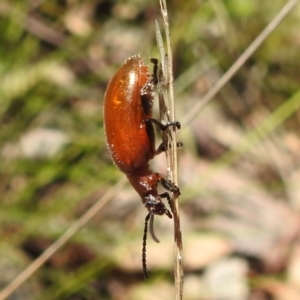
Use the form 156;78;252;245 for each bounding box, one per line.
157;1;183;299
0;178;126;300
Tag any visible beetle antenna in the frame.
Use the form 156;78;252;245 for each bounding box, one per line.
142;213;151;279
149;213;160;243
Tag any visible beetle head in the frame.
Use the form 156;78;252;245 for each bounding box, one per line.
144;194;172;218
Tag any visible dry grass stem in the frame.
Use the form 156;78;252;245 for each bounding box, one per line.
181;0;299;128
0;178;127;300
157;0;183;299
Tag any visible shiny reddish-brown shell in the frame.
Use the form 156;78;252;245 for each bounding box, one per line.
103;55;155;174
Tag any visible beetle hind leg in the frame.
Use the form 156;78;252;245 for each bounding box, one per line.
147;118;181;131
155;141;183;155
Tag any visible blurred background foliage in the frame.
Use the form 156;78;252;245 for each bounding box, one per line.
1;0;300;299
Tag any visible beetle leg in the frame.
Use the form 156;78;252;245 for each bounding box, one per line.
159;192;173;213
157;175;181;197
155;141;183;155
147;118;181;131
150;58;159;84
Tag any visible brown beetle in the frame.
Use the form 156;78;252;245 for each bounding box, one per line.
103;55;180;278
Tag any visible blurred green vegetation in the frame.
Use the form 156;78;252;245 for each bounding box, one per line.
1;0;300;299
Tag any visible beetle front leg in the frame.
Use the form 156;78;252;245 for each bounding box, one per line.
159;192;173;213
